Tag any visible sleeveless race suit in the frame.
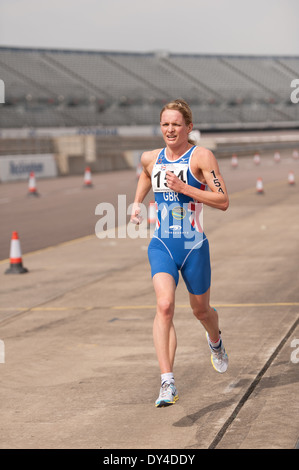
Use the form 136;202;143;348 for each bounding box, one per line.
147;145;211;295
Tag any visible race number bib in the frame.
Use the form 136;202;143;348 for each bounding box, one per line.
152;164;188;192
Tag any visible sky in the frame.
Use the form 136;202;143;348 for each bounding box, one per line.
0;0;299;56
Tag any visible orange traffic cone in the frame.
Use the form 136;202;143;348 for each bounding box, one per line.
28;172;39;197
148;201;157;226
253;153;261;165
83;167;93;188
274;151;281;163
256;177;264;194
231;154;238;168
288;171;295;185
5;231;28;274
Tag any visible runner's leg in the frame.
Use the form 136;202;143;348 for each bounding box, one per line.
189;287;220;342
152;272;177;374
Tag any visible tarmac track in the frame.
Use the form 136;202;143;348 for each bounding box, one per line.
0;148;298;450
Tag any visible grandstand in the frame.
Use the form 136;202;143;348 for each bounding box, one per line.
0;47;299;176
0;47;299;130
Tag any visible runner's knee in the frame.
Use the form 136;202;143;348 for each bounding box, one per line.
157;298;174;319
192;305;209;322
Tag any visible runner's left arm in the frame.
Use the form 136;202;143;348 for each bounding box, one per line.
165;148;229;211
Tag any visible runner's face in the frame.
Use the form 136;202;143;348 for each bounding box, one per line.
160;110;192;147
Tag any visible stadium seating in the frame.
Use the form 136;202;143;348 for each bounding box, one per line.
0;47;298;129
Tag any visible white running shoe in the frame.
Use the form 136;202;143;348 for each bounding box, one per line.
155;382;179;407
206;332;228;373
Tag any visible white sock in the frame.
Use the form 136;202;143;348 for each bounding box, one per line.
161;372;174;385
209;335;221;349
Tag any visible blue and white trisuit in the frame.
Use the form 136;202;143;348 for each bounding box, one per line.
148;145;211;295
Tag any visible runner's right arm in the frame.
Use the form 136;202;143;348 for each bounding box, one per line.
130;151;156;224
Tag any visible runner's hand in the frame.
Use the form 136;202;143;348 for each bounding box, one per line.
166;171;185;193
130;204;143;225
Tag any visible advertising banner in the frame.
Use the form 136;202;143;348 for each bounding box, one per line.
0;154;57;182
